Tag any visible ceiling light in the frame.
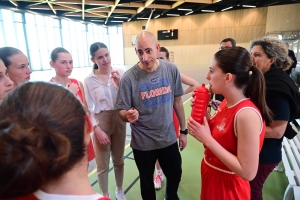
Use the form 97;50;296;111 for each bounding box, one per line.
221;6;233;11
65;14;80;16
111;21;123;22
185;11;193;15
91;20;104;22
242;5;256;8
154;15;160;19
114;17;128;19
216;0;222;2
57;2;77;4
167;14;180;16
137;17;148;19
127;18;131;22
30;7;50;10
178;8;192;11
201;10;215;12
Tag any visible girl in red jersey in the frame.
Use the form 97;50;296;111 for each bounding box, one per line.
188;47;273;200
49;47;95;162
49;47;87;108
0;82;106;199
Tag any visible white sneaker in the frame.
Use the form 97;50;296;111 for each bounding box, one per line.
115;189;127;200
154;172;164;190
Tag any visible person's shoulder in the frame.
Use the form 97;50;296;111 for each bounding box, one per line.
112;67;125;75
160;60;178;70
84;72;95;81
124;64;139;75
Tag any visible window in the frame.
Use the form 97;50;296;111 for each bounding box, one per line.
0;8;122;71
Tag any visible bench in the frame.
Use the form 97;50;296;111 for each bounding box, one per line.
280;123;300;200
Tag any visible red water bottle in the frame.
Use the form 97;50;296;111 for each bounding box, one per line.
191;84;210;124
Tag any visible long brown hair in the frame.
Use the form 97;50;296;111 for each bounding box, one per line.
0;82;87;198
214;47;273;123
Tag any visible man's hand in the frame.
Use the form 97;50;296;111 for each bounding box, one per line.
179;134;187;151
94;126;111;145
126;108;139;123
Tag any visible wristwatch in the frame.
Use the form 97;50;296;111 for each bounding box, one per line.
180;129;188;135
93;125;98;131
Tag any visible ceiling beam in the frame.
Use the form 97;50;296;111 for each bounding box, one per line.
47;0;56;14
63;13;107;17
13;0;42;2
9;0;19;6
172;1;185;9
82;0;84;19
105;0;120;24
87;7;111;12
118;2;143;7
114;9;137;14
162;0;212;3
55;3;107;18
86;0;115;6
26;5;78;10
53;0;81;3
136;0;154;14
148;4;172;9
53;3;82;10
50;0;115;6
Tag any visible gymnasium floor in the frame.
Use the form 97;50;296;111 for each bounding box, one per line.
31;65;289;200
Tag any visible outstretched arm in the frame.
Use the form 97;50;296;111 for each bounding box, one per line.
180;73;199;94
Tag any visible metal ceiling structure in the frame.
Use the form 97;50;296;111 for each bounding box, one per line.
1;0;299;26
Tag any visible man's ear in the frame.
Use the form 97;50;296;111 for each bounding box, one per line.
156;43;161;52
135;47;138;56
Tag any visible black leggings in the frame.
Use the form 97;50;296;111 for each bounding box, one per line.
133;142;182;200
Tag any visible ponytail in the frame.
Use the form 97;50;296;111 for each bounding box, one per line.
245;66;273;124
93;63;98;70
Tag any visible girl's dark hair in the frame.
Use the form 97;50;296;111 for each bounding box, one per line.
160;47;169;59
89;42;108;70
0;47;23;68
214;47;273;123
0;82;87;198
50;47;70;62
250;37;292;71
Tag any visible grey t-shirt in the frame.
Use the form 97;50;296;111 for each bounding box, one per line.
115;59;184;151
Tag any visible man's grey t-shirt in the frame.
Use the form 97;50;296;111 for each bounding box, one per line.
115;59;184;151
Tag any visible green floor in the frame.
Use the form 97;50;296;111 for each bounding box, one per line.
88;100;289;200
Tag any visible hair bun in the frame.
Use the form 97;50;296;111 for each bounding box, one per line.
0;120;46;198
0;119;71;198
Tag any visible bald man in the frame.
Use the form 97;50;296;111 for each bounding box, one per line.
116;31;187;200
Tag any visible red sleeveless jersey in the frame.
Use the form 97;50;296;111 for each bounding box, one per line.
201;99;266;200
